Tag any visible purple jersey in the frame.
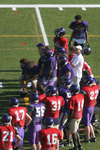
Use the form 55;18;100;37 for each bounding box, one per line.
58;63;74;86
38;54;57;88
28;102;45;144
69;21;88;39
38;54;57;79
29;102;45;124
49;55;57;78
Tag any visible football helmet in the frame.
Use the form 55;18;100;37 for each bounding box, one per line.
45;86;57;96
85;76;96;85
70;84;80;95
2;113;11;123
9;97;19;106
55;27;66;37
30;91;39;103
44;117;54;126
59;55;68;66
82;43;92;55
59;87;72;101
36;43;45;48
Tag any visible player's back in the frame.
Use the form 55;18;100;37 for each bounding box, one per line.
39;127;62;150
8;106;27;127
82;85;99;107
44;96;64;118
30;102;45;124
0;125;15;150
68;93;84;119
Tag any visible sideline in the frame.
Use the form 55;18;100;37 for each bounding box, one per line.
0;4;100;8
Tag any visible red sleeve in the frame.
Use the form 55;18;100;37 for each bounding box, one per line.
61;38;68;49
83;62;93;75
39;94;46;102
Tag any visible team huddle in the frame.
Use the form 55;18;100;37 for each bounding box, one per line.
0;15;100;150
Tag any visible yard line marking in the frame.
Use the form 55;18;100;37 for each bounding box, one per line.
32;10;41;42
0;4;100;8
0;34;100;38
35;7;49;46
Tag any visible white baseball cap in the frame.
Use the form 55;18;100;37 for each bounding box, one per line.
75;45;82;50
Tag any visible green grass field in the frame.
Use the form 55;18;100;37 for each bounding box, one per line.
0;0;100;150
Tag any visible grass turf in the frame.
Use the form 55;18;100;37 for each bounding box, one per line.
0;2;100;150
0;0;100;4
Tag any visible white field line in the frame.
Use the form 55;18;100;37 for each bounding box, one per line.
0;4;100;8
35;7;49;46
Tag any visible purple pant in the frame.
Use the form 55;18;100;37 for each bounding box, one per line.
28;124;42;144
14;127;24;147
83;107;94;126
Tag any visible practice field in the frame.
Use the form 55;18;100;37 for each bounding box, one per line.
0;1;100;150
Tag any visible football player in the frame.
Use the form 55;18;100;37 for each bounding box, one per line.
43;86;65;128
82;76;99;143
39;117;63;150
58;55;74;88
28;92;45;150
69;15;88;49
80;61;94;88
67;84;84;150
37;48;57;91
0;113;22;150
8;97;32;150
54;27;69;54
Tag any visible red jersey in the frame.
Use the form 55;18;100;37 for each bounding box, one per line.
39;127;62;150
82;84;99;107
68;93;84;119
43;96;65;118
54;37;68;52
0;125;16;150
8;106;27;127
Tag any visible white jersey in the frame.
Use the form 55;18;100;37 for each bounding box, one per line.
71;53;84;78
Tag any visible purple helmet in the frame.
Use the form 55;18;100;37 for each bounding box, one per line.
45;86;57;96
70;84;80;95
30;91;39;103
9;97;19;106
44;117;54;126
55;27;66;37
2;113;11;123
